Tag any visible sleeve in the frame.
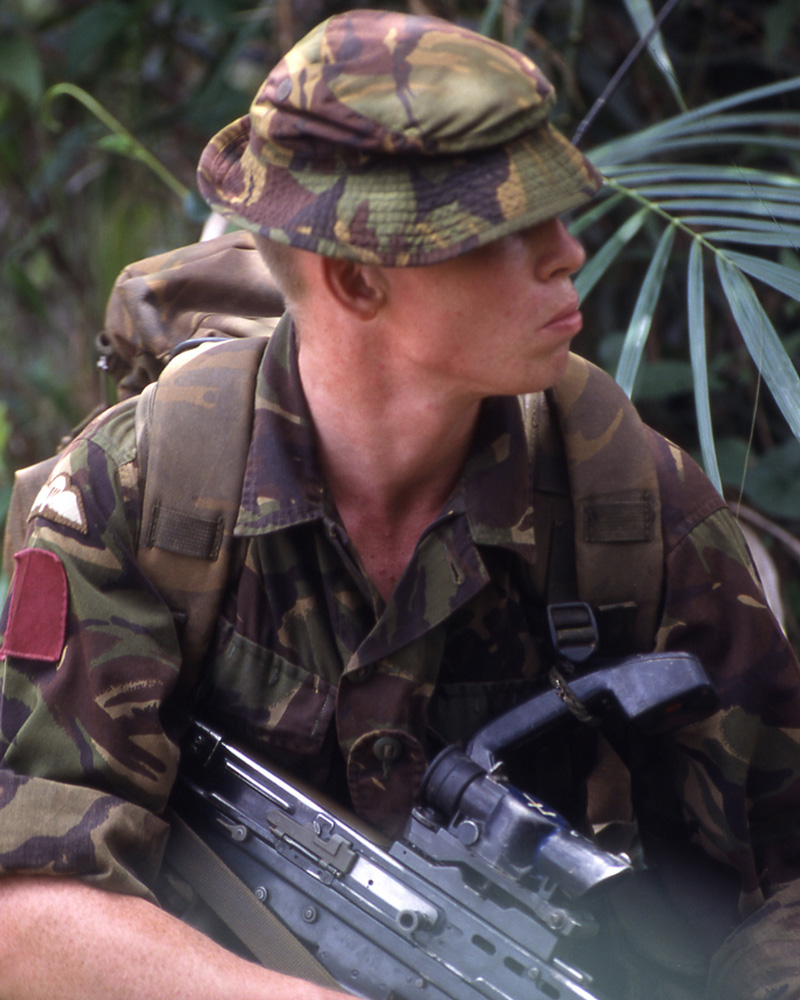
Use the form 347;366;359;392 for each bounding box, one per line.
0;401;184;901
644;431;800;996
706;880;800;1000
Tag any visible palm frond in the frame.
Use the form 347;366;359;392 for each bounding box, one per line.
574;208;650;300
716;260;800;440
687;242;722;493
590;76;800;163
576;74;800;490
615;223;676;395
620;0;686;111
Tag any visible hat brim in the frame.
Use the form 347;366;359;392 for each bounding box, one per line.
198;115;602;266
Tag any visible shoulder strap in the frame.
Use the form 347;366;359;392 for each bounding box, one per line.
135;335;270;678
527;353;663;655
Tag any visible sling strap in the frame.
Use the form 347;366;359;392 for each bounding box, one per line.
164;809;341;988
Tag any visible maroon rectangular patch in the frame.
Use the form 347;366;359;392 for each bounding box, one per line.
0;548;68;662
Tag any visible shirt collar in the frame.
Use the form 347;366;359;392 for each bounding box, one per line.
235;313;326;535
234;314;537;565
457;394;537;563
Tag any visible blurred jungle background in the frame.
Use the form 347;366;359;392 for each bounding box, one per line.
2;0;800;638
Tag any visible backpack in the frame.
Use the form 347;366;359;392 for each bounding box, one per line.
2;230;282;581
3;231;663;674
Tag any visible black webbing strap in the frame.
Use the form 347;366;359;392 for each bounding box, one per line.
531;390;599;666
164;810;341;989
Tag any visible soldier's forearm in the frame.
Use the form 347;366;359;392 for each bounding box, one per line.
0;875;350;1000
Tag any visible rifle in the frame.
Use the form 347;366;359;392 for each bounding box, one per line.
172;651;717;1000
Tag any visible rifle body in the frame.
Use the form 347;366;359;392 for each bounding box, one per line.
173;653;717;1000
176;719;610;1000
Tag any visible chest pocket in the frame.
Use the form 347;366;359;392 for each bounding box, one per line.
198;623;337;758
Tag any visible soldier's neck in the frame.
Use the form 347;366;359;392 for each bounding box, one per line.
298;339;479;602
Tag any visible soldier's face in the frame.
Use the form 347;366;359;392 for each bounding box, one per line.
386;216;586;400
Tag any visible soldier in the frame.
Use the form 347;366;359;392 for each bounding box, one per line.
1;9;799;1000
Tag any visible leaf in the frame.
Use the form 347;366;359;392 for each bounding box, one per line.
687;241;722;494
640;198;800;221
577;72;800;459
42;84;191;203
479;0;506;37
66;3;134;77
599;134;800;165
0;36;44;107
604;163;800;188
716;259;800;441
681;214;800;232
705;229;800;248
620;0;686;110
723;251;800;303
96;133;141;158
591;76;800;163
639;110;800;139
574;208;649;302
568;191;627;238
588;82;800;167
616;222;676;396
628;183;800;205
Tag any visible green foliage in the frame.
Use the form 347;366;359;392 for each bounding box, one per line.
0;0;285;477
0;33;45;106
572;75;800;492
619;0;685;111
42;82;194;203
564;0;800;635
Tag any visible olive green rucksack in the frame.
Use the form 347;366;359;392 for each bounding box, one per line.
3;230;283;580
3;231;662;677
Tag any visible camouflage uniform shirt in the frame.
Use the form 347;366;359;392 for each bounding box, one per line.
2;317;800;990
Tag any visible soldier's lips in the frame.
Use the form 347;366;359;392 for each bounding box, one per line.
539;304;583;340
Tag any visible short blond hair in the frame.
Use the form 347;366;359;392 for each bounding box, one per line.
252;234;307;306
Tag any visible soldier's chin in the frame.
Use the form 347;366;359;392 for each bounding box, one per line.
547;342;573;385
516;349;572;395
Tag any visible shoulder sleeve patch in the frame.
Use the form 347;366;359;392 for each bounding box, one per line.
0;548;68;662
29;471;88;534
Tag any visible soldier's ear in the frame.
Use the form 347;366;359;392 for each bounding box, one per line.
320;257;388;319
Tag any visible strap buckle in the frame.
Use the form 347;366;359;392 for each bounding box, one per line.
546;601;599;664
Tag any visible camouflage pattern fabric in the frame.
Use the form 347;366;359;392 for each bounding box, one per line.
101;230;283;399
707;879;800;999
198;10;602;265
2;318;800;994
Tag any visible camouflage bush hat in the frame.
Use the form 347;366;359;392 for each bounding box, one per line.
198;8;602;267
